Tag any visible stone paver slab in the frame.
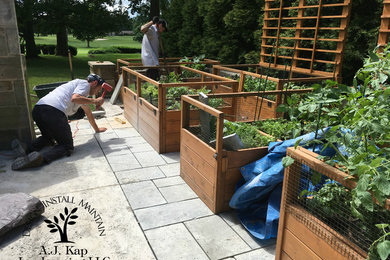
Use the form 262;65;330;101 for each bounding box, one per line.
159;184;197;203
145;223;208;260
160;152;180;164
0;157;117;198
115;167;165;184
234;244;276;260
153;176;185;188
114;128;140;138
122;181;166;209
231;225;275;249
158;163;180;177
133;151;166;167
106;153;141;172
185;215;251;260
134;199;213;230
128;142;155;153
0;186;155;260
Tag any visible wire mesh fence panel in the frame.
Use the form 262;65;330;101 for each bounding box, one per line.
279;147;390;259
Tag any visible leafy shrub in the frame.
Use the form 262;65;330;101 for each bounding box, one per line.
88;46;140;54
36;44;78;56
223;121;275;148
68;45;77;56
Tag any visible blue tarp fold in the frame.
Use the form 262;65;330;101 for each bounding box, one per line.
229;129;335;240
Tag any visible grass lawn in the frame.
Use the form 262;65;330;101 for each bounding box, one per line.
27;35;141;103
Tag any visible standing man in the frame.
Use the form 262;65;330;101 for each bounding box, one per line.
12;74;107;170
140;16;168;80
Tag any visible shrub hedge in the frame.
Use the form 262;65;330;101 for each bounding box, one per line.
88;46;140;54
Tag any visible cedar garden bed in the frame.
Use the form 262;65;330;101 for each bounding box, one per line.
121;65;237;153
212;64;328;119
275;147;390;260
180;92;306;213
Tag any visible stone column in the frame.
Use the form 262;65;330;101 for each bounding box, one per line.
0;0;34;150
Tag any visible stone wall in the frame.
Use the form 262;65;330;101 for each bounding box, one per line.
0;0;34;150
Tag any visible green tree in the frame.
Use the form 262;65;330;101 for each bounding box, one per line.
71;0;128;47
37;0;77;56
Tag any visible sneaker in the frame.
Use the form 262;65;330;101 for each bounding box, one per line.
11;139;27;158
12;151;44;171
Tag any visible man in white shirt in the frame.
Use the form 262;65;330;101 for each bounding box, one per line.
141;16;168;80
12;74;107;170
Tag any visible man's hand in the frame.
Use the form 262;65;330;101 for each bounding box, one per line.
96;127;107;133
95;96;104;110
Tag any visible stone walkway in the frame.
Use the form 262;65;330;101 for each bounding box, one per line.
0;102;275;260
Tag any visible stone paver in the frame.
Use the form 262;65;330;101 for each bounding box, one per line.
159;183;197;203
134;151;166;167
115;167;165;184
153;176;185;188
106;153;141;172
122;181;166;209
158;163;180;177
234;244;276;260
185;215;251;260
134;199;213;230
145;223;208;260
160;152;180;164
231;224;275;249
0;185;155;260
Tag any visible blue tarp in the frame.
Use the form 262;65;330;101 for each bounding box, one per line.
229;129;336;240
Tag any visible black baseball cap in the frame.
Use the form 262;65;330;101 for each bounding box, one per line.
87;74;105;86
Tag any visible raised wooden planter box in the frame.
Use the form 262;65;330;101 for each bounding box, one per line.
180;94;279;213
121;65;238;153
212;64;328;119
276;147;390;260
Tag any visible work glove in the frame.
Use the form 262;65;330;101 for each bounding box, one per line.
153;16;159;24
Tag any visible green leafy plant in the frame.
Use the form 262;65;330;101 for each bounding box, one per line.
252;118;302;140
222;120;275;148
282;45;390;259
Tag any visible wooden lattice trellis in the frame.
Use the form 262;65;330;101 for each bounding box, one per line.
378;0;390;47
261;0;351;80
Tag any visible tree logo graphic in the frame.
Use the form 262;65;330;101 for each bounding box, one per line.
44;207;78;243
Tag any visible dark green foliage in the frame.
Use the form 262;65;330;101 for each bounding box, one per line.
342;0;383;85
36;44;78;56
223;121;275;148
88;46;140;54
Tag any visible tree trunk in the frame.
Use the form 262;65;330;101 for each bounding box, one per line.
150;0;160;19
56;26;69;56
23;18;39;58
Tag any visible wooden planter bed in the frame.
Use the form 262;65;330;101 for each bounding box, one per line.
212;64;323;119
276;147;390;260
180;92;307;213
121;65;238;153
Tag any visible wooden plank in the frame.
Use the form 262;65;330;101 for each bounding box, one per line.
180;164;216;213
165;132;180;152
181;129;217;168
282;229;322;260
180;156;215;200
180;134;217;184
226;147;269;169
122;87;138;129
281;251;293;260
